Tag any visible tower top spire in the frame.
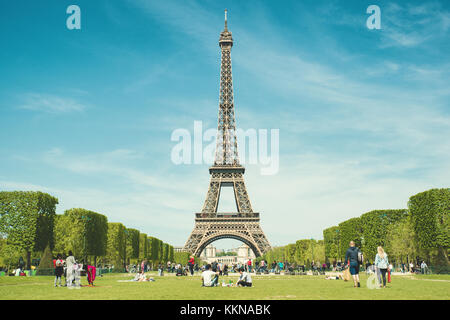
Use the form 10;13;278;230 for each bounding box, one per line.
219;9;233;47
224;9;228;31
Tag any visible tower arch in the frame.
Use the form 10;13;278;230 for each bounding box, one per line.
194;233;261;258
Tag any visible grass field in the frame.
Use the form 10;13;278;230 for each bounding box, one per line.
1;272;449;300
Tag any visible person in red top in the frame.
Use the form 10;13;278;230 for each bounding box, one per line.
247;259;252;273
188;255;195;276
54;254;64;287
85;262;96;287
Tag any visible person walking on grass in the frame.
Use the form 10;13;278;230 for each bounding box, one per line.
247;259;252;273
65;251;76;289
54;254;64;287
375;246;389;288
420;261;428;275
188;255;195;276
344;241;362;288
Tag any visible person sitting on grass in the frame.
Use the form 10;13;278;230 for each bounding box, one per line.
138;273;147;282
139;274;154;282
201;264;219;287
236;268;252;287
132;269;146;281
175;264;184;276
129;271;154;282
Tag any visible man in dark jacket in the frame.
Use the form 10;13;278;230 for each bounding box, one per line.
344;241;361;287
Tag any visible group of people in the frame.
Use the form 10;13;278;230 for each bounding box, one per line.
132;269;155;282
201;264;253;287
141;259;200;276
52;251;96;288
400;261;429;274
123;241;431;291
138;259;194;277
343;241;391;289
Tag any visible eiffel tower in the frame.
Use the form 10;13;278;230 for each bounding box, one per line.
184;10;271;257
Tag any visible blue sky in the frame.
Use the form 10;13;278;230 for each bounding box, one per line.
1;0;449;250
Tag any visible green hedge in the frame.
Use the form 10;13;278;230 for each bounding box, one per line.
0;191;58;268
0;193;178;271
106;222;126;267
409;189;450;250
139;233;148;260
409;188;450;272
323;226;340;261
360;209;408;260
125;228;140;261
338;217;362;257
53;208;108;259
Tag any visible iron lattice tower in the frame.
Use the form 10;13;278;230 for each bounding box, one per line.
184;10;271;257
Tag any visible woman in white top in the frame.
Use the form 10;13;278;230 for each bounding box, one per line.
65;251;76;288
374;247;389;288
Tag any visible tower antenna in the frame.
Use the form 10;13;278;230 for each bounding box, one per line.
224;9;228;31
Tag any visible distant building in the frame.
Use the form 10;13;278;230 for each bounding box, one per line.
202;244;216;258
200;243;255;265
235;244;256;264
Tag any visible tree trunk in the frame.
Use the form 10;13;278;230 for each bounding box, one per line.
26;250;31;270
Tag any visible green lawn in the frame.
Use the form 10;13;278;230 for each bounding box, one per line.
0;272;449;300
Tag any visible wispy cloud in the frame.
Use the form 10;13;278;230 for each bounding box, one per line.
381;2;450;48
42;148;169;189
17;93;86;113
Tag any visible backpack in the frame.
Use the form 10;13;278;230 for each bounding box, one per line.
358;250;363;264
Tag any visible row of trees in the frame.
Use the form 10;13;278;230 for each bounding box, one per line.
258;188;449;273
256;239;326;267
0;191;175;271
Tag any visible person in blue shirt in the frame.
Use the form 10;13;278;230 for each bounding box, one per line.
344;241;362;288
278;261;284;273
